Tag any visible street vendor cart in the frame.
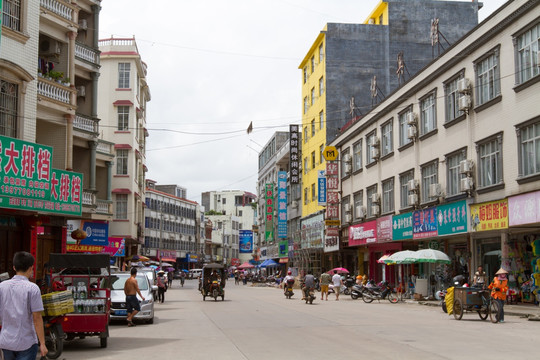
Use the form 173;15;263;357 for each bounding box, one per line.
48;253;111;348
450;286;499;323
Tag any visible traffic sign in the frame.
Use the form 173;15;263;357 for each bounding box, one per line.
323;146;338;161
325;219;341;226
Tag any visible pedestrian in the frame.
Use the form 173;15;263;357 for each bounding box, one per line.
234;270;239;285
242;270;248;285
168;269;174;288
473;266;487;288
320;268;332;301
488;268;509;323
157;270;167;303
0;252;48;360
332;270;343;301
124;267;145;326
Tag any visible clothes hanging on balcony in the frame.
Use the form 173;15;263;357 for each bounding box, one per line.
38;58;55;74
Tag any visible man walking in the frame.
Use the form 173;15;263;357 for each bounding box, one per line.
124;267;145;326
320;268;332;301
0;251;48;359
332;270;343;301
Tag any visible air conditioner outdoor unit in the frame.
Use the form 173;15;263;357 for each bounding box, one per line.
407;125;417;140
429;183;442;198
460;177;474;192
356;206;366;218
408;193;419;206
76;86;86;97
370;147;380;159
78;19;88;31
458;95;471;111
371;193;380;204
342;154;351;164
371;204;380;215
407;179;419;192
344;204;352;213
371;136;380;146
459;159;474;174
457;78;471;93
406;112;418;125
345;214;352;223
291;201;298;209
40;39;61;56
344;163;351;175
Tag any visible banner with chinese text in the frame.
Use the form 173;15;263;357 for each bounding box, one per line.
376;215;393;242
392;212;413;241
265;183;274;242
437;200;468;235
277;171;287;238
413;207;437;239
470;199;508;232
289;125;300;184
348;221;377;246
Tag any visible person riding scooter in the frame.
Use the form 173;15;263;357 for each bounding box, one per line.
283;271;295;294
302;270;315;300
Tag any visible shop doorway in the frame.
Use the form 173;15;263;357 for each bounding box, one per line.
481;243;501;280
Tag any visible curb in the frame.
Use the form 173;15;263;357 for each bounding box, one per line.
409;300;540;319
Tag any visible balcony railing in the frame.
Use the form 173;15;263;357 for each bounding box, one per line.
74;113;98;134
75;42;100;65
96;141;113;155
96;200;112;214
40;0;74;22
82;191;94;206
37;78;71;104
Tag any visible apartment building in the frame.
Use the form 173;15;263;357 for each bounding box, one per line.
98;36;150;259
331;0;539;291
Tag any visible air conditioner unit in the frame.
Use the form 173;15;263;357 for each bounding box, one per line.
458;95;471;111
407;179;419;192
344;203;352;213
356;206;366;218
345;214;352;223
40;39;61;56
406;112;418;125
371;193;380;204
457;78;471;93
429;183;442;198
76;86;86;97
342;154;352;164
371;204;380;215
371;136;380;147
78;19;88;31
407;125;417;140
459;159;474;174
460;177;474;192
344;163;351;175
370;147;380;160
408;193;419;206
291;201;298;209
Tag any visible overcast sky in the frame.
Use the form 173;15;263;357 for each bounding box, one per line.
99;0;507;204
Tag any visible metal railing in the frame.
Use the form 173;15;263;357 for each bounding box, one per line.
74;114;98;133
40;0;74;22
75;42;99;65
37;79;71;104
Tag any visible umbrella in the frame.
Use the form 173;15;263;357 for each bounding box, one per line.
260;259;278;268
328;267;349;274
238;262;255;269
149;265;158;269
182;269;189;273
384;250;417;264
165;267;175;272
128;255;150;262
160;262;173;267
377;254;391;264
413;249;451;264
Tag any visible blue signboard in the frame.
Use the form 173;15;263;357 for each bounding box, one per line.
277;171;288;238
239;230;253;253
67;220;109;246
413;207;437;239
318;170;326;206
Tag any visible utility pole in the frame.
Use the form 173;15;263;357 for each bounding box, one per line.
159;202;163;269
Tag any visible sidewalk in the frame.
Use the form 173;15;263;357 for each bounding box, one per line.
405;299;540;320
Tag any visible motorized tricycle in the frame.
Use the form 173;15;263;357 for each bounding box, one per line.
199;263;226;301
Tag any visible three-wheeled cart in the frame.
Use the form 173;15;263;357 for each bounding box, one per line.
199;263;226;301
48;253;111;348
452;286;499;323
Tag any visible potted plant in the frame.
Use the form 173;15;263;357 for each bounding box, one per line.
63;77;70;86
48;70;64;82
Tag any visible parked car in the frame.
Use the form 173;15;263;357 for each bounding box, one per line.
106;273;156;324
138;267;157;286
189;269;203;279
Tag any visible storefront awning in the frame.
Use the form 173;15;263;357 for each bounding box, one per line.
161;257;176;262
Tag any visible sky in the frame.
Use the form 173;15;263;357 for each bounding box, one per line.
98;0;507;204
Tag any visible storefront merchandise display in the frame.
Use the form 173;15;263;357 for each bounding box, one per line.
531;238;540;304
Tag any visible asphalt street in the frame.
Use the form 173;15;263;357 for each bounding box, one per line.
59;279;538;360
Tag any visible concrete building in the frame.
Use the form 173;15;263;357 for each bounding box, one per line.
205;214;240;266
330;0;539;294
98;36;150;259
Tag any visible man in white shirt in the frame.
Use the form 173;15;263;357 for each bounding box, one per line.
332;270;343;301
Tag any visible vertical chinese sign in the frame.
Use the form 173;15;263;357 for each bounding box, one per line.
277;171;287;238
0;135;83;216
265;183;274;242
289;125;300;184
317;170;326;206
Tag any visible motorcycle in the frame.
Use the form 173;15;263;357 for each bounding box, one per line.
362;280;398;304
304;286;316;304
284;279;295;299
343;277;355;296
43;315;65;359
350;283;364;300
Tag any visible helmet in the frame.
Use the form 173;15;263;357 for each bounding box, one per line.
287;271;292;275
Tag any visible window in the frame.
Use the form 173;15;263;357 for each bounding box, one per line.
519;120;540;177
515;23;539;84
222;198;227;205
352;140;362;172
303;67;307;84
342;196;350;223
311;56;315;73
311;183;316;202
399;171;414;209
366;185;378;218
444;73;464;123
382;178;394;214
381;121;393;156
311;119;315;137
420;92;436;135
319;144;324;164
341;148;350;178
475;49;500;106
303;97;308;114
319;111;324;129
3;0;21;31
477;135;503;188
366;131;377;165
311;87;315;106
117;106;129;131
319;77;324;97
446;151;466;197
311;151;316;169
116;149;128;175
353;191;363;220
118;63;131;88
304;126;308;143
319;43;324;63
421;161;438;203
303;157;308;174
115;194;128;219
0;80;18;137
398;109;412;147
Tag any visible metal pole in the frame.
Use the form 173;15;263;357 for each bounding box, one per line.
159;203;163;269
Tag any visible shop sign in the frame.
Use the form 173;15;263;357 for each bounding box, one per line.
470;199;508;232
326;227;339;237
324;236;339;252
289;125;300;184
300;213;324;249
159;250;176;259
267;244;279;258
413;207;437;239
437;200;468;236
279;240;288;257
66;237;125;257
392;213;413;241
265;183;274;242
0;135;83;216
239;230;253;253
326;161;338;176
327;177;339;190
377;215;392;242
231;258;240;266
188;253;199;262
348;220;377;246
509;191;540;226
326;205;339;219
327;191;339;204
428;240;440;250
317;170;326;206
66;220;109;246
277;172;288;238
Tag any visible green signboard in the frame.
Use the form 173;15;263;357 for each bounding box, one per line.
279;240;288;258
392;212;413;241
0;135;83;216
436;200;468;236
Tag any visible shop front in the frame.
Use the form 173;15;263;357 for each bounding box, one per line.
295;212;324;275
368;216;402;284
349;220;379;280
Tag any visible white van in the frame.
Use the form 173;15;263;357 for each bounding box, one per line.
189;269;202;279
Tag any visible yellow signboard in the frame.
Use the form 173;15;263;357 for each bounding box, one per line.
323;146;338;161
470;199;508;232
325;219;341;226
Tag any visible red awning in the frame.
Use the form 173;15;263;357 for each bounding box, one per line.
114;144;132;149
279;258;289;263
112;188;132;194
113;100;134;106
161;258;176;262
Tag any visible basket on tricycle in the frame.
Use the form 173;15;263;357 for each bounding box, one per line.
450;286;499;323
48;253;111;348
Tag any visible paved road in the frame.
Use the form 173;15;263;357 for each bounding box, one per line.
61;279;537;360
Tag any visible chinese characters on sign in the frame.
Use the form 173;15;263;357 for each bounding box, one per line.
470;199;508;232
289;125;300;184
265;183;274;242
348;221;377;246
413;207;437;239
317;170;326;206
277;171;288;238
437;200;468;235
376;215;392;242
392;213;412;241
509;191;540;226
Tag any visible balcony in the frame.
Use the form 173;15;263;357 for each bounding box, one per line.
40;0;75;22
82;191;95;206
37;78;73;104
75;42;100;66
96;200;112;215
74;113;99;134
96;141;113;155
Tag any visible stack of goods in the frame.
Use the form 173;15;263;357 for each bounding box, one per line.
42;290;75;316
532;238;540;304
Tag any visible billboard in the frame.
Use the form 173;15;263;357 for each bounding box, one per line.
67;220;109;246
277;171;287;238
239;230;253;253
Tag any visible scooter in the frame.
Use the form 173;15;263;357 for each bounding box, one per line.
284;279;295;299
350;283;364;300
43;315;65;359
304;286;316;304
343;277;355;295
362;280;398;304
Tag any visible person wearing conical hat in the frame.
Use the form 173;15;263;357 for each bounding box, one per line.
488;268;508;323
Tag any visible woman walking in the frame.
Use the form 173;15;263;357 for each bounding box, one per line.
488;268;509;323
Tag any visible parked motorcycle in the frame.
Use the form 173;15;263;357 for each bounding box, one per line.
284;279;295;299
362;280;398;304
43;315;65;359
350;283;364;300
437;289;448;313
343;277;355;296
